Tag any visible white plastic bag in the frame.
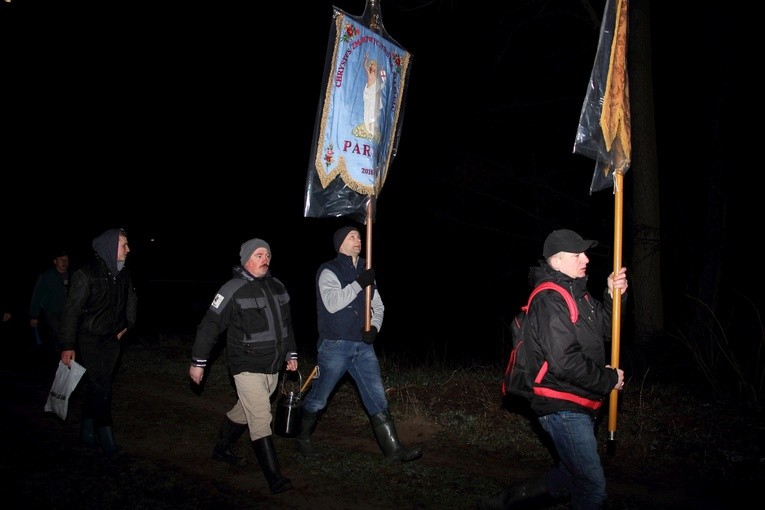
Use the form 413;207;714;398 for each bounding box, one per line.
44;360;86;420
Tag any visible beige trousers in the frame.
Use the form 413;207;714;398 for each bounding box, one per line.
227;372;278;441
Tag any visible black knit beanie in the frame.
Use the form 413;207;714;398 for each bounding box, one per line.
333;226;359;253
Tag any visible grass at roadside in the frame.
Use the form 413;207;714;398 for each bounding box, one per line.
118;333;764;508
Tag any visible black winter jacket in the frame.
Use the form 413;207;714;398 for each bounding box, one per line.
191;266;297;376
526;263;624;417
60;230;137;350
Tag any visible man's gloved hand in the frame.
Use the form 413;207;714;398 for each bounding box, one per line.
361;326;378;344
355;268;375;288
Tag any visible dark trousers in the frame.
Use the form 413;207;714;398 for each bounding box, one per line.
78;333;121;428
38;310;64;354
35;311;64;381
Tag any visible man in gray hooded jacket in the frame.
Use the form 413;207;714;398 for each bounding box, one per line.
61;228;137;456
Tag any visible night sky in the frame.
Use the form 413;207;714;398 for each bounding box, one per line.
0;1;744;361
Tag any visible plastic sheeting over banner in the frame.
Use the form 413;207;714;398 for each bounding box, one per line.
304;2;411;223
573;0;631;194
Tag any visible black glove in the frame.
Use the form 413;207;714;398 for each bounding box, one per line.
361;326;378;344
355;268;375;288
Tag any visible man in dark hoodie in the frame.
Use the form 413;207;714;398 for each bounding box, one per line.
61;228;137;456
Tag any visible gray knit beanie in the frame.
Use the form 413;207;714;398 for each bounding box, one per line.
239;238;271;265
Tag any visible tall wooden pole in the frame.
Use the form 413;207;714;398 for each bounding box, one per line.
607;172;624;450
364;197;374;331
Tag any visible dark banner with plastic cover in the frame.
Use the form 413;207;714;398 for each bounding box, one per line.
573;0;631;193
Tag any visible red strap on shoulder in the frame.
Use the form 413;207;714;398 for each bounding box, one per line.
522;282;578;324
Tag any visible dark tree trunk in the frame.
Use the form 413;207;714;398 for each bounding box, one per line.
696;6;727;315
627;0;663;341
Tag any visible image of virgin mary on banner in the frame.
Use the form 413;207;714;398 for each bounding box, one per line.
304;6;411;223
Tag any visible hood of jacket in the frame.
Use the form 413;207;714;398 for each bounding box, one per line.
91;228;123;276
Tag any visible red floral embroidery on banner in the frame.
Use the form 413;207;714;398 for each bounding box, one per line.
341;23;359;43
390;52;403;74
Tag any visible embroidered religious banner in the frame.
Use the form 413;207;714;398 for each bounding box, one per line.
304;5;411;222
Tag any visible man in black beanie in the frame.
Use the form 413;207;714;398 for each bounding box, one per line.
295;225;422;463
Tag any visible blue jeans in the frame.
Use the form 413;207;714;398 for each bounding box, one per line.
539;411;607;510
302;339;388;417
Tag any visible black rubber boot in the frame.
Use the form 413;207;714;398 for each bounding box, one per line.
95;425;122;456
295;409;321;458
212;417;249;468
476;476;550;510
81;417;97;448
370;410;422;462
252;436;292;494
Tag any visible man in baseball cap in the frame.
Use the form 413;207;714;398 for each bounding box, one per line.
542;229;598;258
479;229;627;509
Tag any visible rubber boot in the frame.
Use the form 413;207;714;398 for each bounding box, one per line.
370;410;422;462
95;425;122;456
212;417;249;468
81;417;97;448
295;409;321;458
252;436;292;494
476;476;550;510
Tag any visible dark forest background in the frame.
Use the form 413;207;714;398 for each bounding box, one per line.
0;1;757;404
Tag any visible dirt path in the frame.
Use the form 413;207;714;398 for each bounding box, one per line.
1;363;758;509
